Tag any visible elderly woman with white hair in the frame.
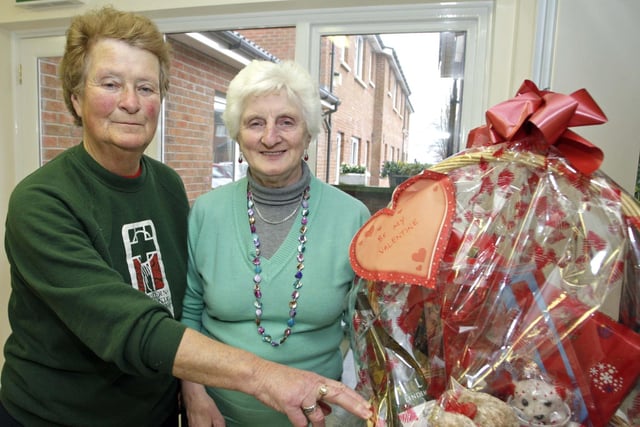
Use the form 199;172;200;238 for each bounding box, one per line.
181;60;371;426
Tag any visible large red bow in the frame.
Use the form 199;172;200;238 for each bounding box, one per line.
467;80;607;175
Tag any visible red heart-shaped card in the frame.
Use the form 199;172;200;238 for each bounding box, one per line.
349;170;455;288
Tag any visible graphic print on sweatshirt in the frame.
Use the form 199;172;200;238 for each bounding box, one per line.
122;220;174;316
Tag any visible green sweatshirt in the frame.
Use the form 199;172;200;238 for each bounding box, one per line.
1;143;189;426
182;176;370;426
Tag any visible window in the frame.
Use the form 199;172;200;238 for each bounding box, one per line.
340;43;349;69
393;84;398;111
354;36;364;80
350;137;360;165
364;140;370;170
368;51;375;85
305;3;490;186
337;132;345;163
335;132;344;184
212;94;247;188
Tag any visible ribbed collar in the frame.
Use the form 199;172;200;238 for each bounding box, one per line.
246;161;312;206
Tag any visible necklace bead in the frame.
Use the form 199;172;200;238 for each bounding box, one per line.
247;185;310;347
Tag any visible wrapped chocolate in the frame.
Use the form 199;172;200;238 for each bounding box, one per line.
348;81;640;426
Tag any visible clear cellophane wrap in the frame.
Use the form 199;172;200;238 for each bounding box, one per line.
347;81;640;427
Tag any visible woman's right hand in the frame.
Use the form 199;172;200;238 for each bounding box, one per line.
250;361;373;427
181;380;226;427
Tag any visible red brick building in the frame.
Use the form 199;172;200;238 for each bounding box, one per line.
316;35;412;186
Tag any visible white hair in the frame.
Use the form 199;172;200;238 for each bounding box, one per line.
222;60;322;141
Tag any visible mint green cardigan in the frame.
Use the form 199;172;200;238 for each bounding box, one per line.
182;175;370;426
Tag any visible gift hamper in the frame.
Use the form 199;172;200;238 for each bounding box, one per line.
347;81;640;426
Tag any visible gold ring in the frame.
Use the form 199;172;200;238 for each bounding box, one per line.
318;384;328;398
302;403;317;416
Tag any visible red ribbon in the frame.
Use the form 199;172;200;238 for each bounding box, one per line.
466;80;607;175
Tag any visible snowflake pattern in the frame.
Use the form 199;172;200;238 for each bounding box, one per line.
590;362;623;394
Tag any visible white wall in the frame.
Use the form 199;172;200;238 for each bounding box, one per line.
552;0;639;195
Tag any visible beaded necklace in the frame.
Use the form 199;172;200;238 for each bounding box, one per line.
246;184;310;347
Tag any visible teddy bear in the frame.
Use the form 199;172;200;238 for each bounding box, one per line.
509;378;572;426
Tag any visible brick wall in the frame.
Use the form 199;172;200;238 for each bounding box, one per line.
237;28;296;61
39;57;82;164
164;39;238;202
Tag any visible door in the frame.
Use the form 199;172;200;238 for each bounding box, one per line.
15;36;65;182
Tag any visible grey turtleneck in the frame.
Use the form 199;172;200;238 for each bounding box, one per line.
246;161;312;259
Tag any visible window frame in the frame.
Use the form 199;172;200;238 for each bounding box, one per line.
300;2;493;157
